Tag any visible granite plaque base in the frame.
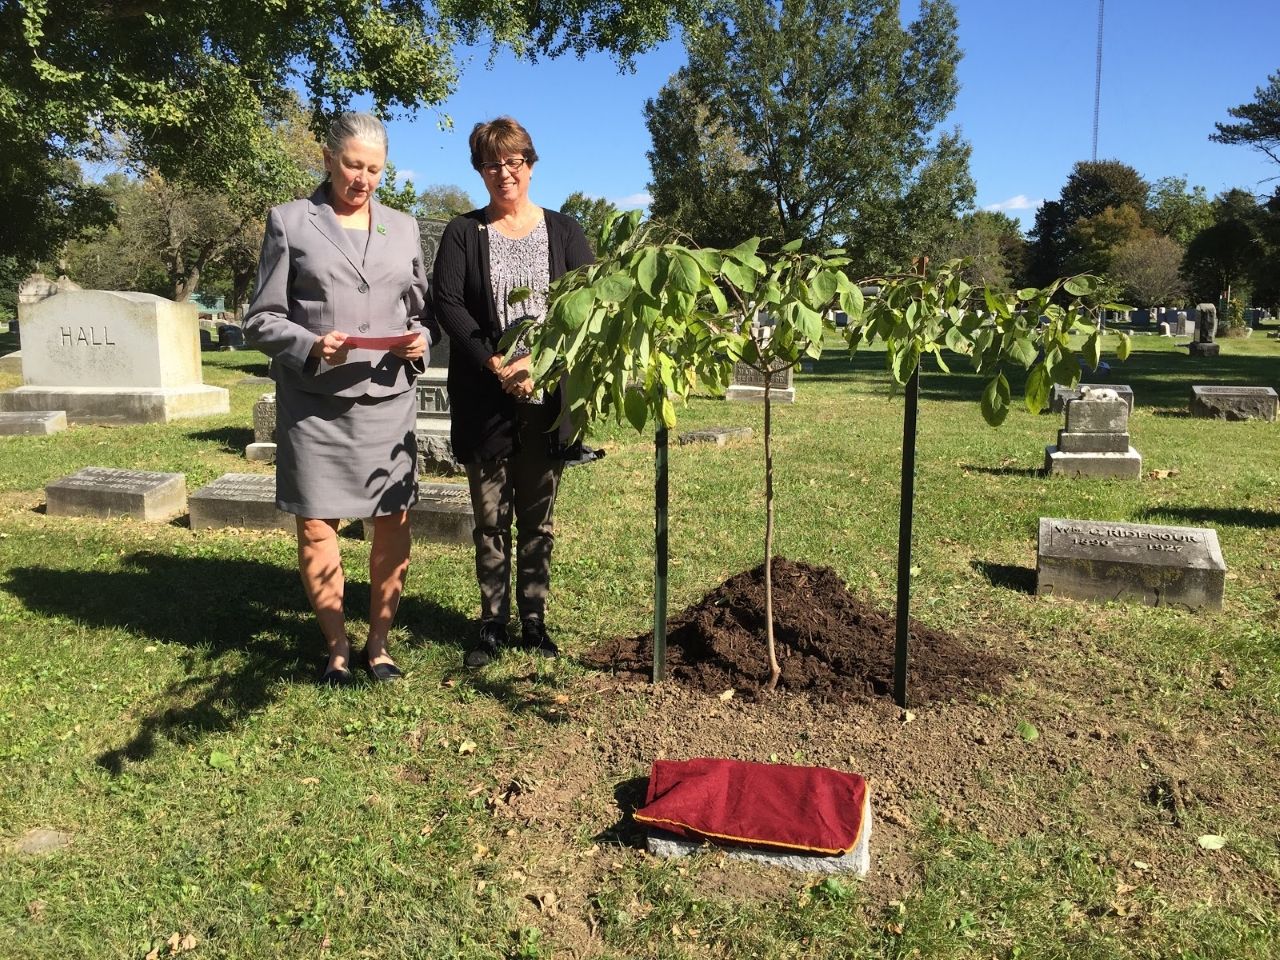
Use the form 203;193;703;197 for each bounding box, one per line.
0;385;229;424
0;410;66;435
46;467;187;521
1036;517;1225;611
1188;342;1221;357
360;482;473;543
1189;385;1278;422
0;351;20;375
189;473;292;531
1045;446;1142;479
725;384;796;404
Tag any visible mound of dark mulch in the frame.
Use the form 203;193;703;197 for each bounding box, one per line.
582;557;1014;703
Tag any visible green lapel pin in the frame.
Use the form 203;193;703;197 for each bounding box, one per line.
376;223;386;235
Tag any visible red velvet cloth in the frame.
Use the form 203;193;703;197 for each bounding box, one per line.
634;757;868;855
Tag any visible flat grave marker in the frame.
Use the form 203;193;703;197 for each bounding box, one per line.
360;481;473;544
1189;385;1277;422
46;467;187;522
0;410;66;436
725;362;796;404
189;473;292;532
1037;517;1225;611
678;426;754;446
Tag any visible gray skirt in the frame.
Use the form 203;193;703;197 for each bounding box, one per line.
274;385;419;518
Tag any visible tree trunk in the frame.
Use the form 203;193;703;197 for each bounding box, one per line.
174;264;200;302
763;365;781;692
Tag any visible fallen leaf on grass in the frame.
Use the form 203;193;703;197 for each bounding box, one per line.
718;688;735;701
1132;860;1151;871
1197;834;1227;850
299;777;319;786
207;750;234;770
1015;720;1039;742
458;740;477;756
1148;468;1180;480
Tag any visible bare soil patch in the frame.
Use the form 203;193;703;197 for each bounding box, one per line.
582;557;1012;703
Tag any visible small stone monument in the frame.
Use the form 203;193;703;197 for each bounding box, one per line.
0;410;67;436
247;393;277;462
1045;387;1141;479
189;473;293;531
360;481;473;543
0;290;229;423
217;324;245;350
1157;321;1172;337
1037;517;1225;611
726;362;796;403
1189;303;1220;357
1049;383;1134;414
678;426;754;446
46;467;187;522
1189;385;1278;422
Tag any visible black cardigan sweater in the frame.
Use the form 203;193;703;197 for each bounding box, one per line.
432;207;594;463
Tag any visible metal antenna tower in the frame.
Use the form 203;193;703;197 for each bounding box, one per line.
1092;0;1105;161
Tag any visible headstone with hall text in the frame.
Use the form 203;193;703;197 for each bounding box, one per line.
359;481;473;543
1036;517;1225;611
46;467;187;522
189;473;293;532
0;290;228;423
415;369;460;473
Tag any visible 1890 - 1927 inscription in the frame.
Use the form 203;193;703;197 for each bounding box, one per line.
1036;517;1225;611
46;466;188;522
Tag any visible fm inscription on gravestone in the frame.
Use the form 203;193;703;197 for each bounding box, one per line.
1036;517;1225;611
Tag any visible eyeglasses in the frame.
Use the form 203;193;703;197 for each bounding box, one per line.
479;157;528;175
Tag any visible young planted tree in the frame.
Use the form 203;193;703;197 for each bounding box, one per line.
514;212;1126;699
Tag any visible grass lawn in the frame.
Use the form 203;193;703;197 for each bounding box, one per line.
1;331;1278;958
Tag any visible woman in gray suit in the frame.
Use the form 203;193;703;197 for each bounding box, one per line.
245;112;438;685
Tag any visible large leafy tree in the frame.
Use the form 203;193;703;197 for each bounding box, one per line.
1212;70;1280;166
645;0;974;269
1148;176;1214;247
1027;160;1149;283
934;210;1027;291
1;0;694;272
560;192;622;253
1109;233;1187;309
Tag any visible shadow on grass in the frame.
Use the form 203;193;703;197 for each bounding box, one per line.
971;559;1036;595
463;670;578;723
593;775;650;848
3;550;471;773
187;425;254;454
1136;505;1280;530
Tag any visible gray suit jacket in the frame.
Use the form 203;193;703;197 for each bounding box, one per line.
245;187;439;399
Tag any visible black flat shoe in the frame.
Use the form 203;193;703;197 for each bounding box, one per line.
320;665;354;687
365;659;403;683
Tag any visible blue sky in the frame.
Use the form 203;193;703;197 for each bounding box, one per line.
384;0;1279;232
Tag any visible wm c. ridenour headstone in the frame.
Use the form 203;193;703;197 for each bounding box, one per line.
0;290;229;423
1036;517;1225;611
360;482;474;544
189;473;293;532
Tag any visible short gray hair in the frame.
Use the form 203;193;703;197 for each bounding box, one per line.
325;112;388;155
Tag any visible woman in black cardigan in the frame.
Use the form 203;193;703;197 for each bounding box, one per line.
433;117;593;668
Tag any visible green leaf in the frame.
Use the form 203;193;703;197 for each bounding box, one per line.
593;272;634;303
1063;275;1099;297
635;248;660;297
983;287;1009;319
1196;835;1227;850
623;389;647;432
1016;287;1039;300
980;372;1011;426
1024;364;1051;414
557;288;594;331
1083;330;1102;371
808;270;837;307
1115;332;1132;361
1015;720;1039;742
943;325;970;355
780;238;803;253
668;251;702;294
661;396;677;428
207;750;234;770
506;286;532;306
1008;337;1038;369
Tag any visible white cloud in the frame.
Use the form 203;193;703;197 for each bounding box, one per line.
613;191;652;210
983;194;1042;213
395;168;418;183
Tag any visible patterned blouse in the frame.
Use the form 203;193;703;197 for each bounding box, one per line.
487;216;550;402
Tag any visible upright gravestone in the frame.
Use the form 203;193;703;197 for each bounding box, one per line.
1049;383;1134;414
1037;517;1226;611
246;393;277;462
0;290;229;423
416;330;459;473
725;362;796;404
1045;387;1141;479
46;467;187;522
1189;303;1220;357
